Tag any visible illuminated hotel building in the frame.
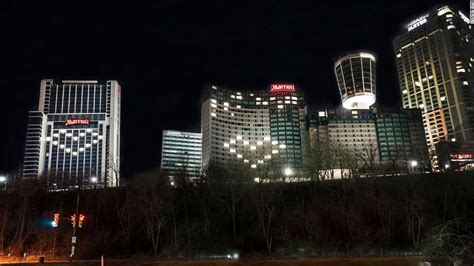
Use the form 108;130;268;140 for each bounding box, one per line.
393;6;474;148
161;130;202;180
335;52;377;110
21;79;121;188
307;107;429;173
201;84;307;175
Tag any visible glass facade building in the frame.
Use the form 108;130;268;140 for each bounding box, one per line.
21;79;121;188
161;130;202;179
393;6;474;148
201;84;307;175
307;107;429;171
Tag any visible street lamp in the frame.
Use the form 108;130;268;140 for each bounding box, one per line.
284;167;293;180
410;161;418;173
90;177;98;189
0;176;7;190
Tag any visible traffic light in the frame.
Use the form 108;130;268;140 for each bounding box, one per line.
52;213;59;227
71;214;76;227
78;214;85;228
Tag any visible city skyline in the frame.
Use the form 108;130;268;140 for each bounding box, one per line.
0;0;470;178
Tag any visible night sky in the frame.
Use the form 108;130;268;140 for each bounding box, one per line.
0;0;467;178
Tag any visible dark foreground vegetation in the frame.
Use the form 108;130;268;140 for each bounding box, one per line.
0;170;473;264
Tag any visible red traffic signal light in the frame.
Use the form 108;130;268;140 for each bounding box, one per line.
71;214;76;227
78;214;85;228
52;213;59;227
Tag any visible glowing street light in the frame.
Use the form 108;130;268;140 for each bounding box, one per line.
90;177;98;183
0;176;6;190
409;161;418;173
284;167;293;177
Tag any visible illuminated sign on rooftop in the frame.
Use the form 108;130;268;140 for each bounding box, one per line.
65;119;90;126
407;14;429;31
270;84;296;93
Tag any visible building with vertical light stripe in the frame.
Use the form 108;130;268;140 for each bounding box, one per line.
21;79;121;188
393;6;474;149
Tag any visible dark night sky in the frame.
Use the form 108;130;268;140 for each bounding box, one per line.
0;0;468;178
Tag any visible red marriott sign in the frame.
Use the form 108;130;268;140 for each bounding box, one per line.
65;119;90;126
270;84;296;93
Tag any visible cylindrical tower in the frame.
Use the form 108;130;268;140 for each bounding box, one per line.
334;52;376;109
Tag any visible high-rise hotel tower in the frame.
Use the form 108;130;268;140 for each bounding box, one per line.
393;6;474;148
201;84;307;175
21;80;121;188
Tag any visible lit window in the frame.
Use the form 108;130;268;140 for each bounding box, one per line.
85;144;91;148
257;141;263;145
396;53;401;58
447;25;456;30
277;105;284;109
211;99;217;103
80;133;85;137
272;150;279;154
440;96;446;101
265;155;272;159
272;140;278;145
258;160;264;164
224;107;228;111
250;146;256;150
463;81;469;85
46;137;51;141
60;144;65;149
93;140;98;144
86;129;92;133
291;96;297;100
60;130;66;134
402;90;407;94
236;96;242;100
79;148;84;152
279;144;286;149
285;101;291;104
251;164;257;169
224;102;229;106
256;102;261;105
243;140;249;145
211;112;217;117
211;103;217;108
264;136;271;141
457;68;465;73
231;95;236;98
66;148;71;153
236;105;241;108
230;149;236;153
237;154;243;158
224;143;230;147
270;97;276;100
236;135;242;140
263;101;268;105
53;141;58;146
292;101;297;104
244;159;249;163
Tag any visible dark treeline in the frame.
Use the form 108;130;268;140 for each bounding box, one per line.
0;169;473;263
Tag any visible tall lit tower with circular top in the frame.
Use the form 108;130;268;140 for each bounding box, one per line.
334;52;376;109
